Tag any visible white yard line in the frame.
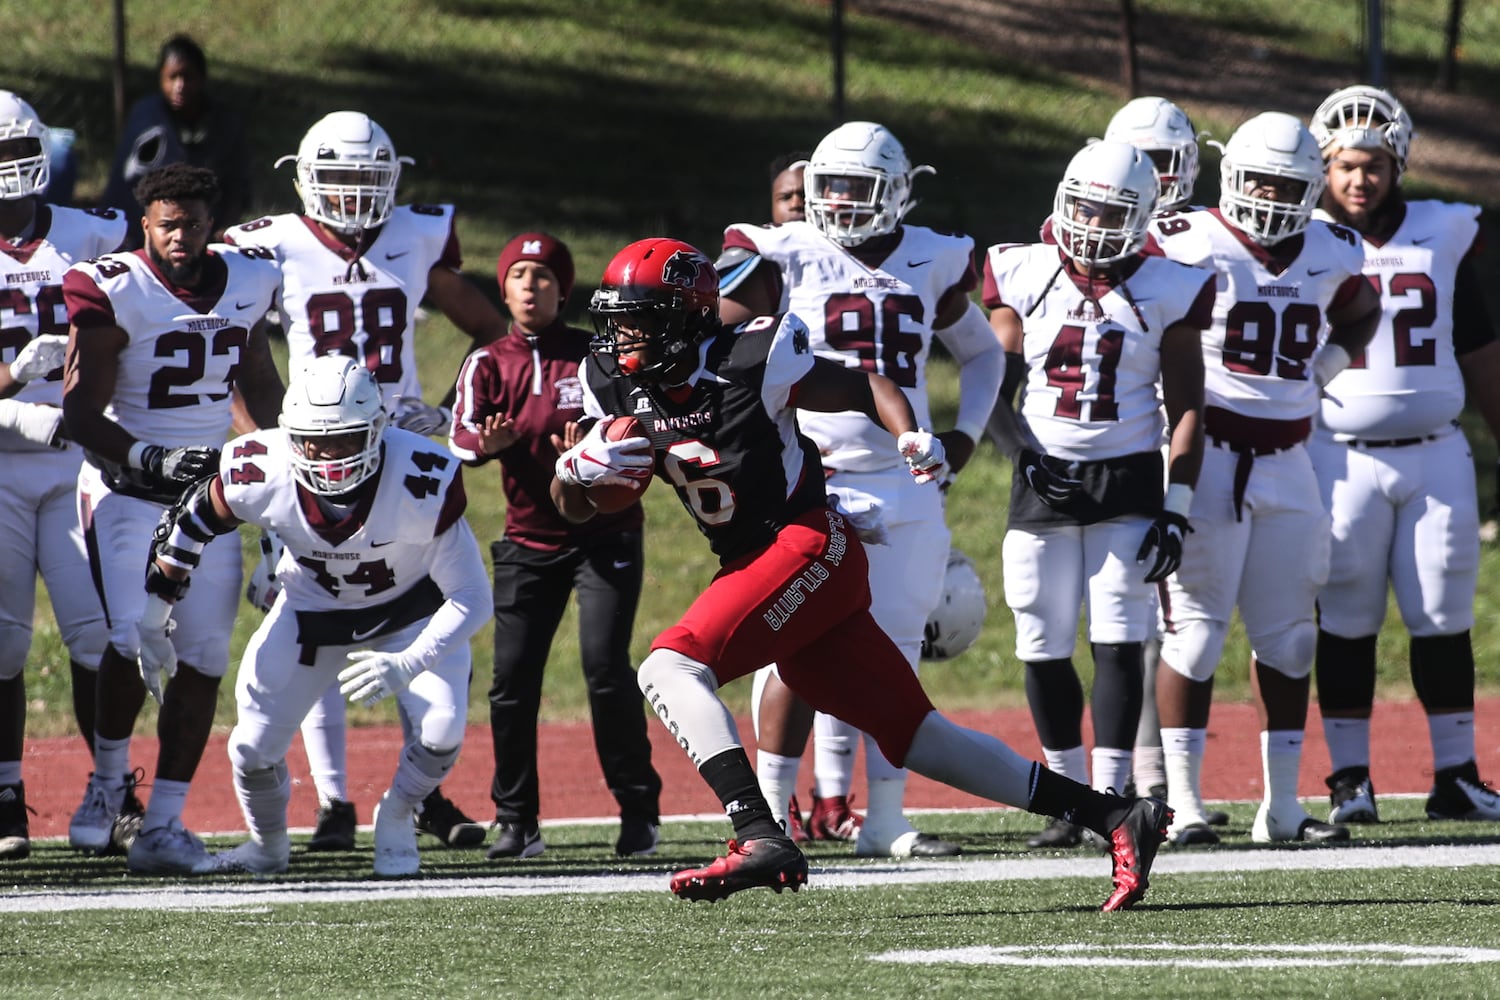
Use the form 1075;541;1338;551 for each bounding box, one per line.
4;841;1497;913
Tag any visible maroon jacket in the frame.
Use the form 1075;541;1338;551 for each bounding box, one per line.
449;320;642;550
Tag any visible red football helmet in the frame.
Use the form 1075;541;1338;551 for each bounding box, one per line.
589;238;718;381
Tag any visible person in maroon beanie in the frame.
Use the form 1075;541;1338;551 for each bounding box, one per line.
449;232;662;860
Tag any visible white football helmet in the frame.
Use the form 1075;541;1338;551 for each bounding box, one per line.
804;121;934;246
1309;84;1414;178
1103;96;1200;211
1052;140;1158;268
280;355;388;496
920;550;987;661
277;111;412;233
1213;112;1326;245
0;91;50;201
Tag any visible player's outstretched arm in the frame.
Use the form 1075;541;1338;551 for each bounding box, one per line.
427;265;507;412
932;300;1003;475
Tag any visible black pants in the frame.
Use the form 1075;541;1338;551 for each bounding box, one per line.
489;532;661;824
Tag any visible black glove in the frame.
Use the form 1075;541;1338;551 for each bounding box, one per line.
138;444;221;488
1017;448;1082;508
1136;511;1193;583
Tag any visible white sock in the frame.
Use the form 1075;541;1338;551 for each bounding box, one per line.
234;762;291;847
301;684;350;805
93;735;131;804
812;712;857;797
756;750;802;830
1322;717;1370;773
1042;744;1089;784
1261;729;1305;817
142;778;190;833
860;774;913;839
1428;711;1476;771
1161;726;1208;822
389;743;457;810
1091;747;1133;796
1132;744;1166;794
902;711;1033;808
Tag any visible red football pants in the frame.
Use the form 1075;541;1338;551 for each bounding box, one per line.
653;505;934;766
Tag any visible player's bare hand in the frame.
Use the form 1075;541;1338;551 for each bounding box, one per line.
478;414;520;455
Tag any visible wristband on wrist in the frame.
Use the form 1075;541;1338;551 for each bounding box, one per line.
1163;483;1194;518
127;440;152;470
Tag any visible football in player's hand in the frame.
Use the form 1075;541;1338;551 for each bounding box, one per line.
586;416;652;514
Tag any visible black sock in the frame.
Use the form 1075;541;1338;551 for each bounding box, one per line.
699;747;785;842
1026;763;1132;836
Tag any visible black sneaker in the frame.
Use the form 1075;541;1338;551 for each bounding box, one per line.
308;799;357;852
1327;765;1379;823
615;817;660;857
1426;760;1500;821
487;820;544;860
417;789;486;848
1027;817;1083;849
106;769;147;857
0;782;32;860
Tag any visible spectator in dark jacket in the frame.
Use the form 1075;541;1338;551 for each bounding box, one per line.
103;35;251;246
449;232;662;861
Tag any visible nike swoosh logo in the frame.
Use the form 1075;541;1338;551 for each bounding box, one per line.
613;560;632;570
370;540;395;547
351;620;389;642
1307;268;1329;276
385;251;409;260
830;747;852;756
1412;236;1434;245
234;301;254;309
906;259;931;268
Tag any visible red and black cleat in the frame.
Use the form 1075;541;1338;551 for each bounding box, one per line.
807;793;862;842
787;795;810;844
1102;797;1172;912
670;837;809;902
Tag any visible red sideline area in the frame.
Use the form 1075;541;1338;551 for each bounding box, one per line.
19;698;1500;838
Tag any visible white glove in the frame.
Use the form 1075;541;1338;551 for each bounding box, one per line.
555;416;654;488
0;399;66;447
391;396;452;436
897;429;948;485
339;648;423;706
9;334;68;383
245;529;284;613
137;594;178;706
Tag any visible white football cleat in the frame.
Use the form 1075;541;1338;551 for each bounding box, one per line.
127;817;217;875
1252;803;1350;844
1426;761;1500;821
373;792;420;877
69;777;117;853
211;835;291;875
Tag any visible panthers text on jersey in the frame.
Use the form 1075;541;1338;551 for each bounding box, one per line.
581;312;827;564
219;425;471;620
62;244;281;449
983;244;1214;461
1152;208;1366;421
223;205;460;406
1315;200;1488;439
0;205;126;434
722;221;975;472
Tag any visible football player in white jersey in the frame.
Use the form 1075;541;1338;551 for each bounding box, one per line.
139;357;489;875
1306;85;1500;824
223;111;502;850
719;121;1003;858
985;140;1212;849
1098;96;1228;831
1150;113;1382;844
61;163;285;874
0;92;127;860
